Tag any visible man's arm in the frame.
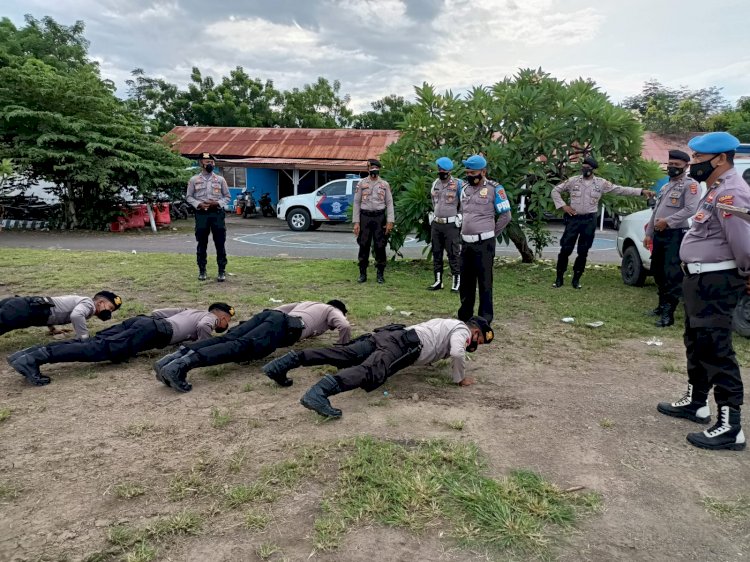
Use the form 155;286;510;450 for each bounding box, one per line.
70;301;95;339
602;180;645;197
494;185;512;236
217;176;231;209
448;327;471;383
718;190;750;277
384;182;395;224
328;309;352;344
186;177;201;209
551;179;571;209
195;317;216;341
352;182;363;224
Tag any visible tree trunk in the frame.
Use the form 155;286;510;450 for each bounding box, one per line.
506;222;534;263
65;181;78;228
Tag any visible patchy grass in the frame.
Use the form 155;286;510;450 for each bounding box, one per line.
0;408;11;423
244;509;271;531
210;407;232;429
241;382;254;393
599;419;615;429
168;472;211;502
224;483;277;508
257;543;282;560
122;422;156;438
227;449;247;474
703;496;750;519
124;541;156;562
447;420;465;431
0;483;20;500
114;482;146;499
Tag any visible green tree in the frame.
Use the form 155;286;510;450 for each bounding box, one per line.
382;69;662;259
277;77;353;128
353;95;414;129
707;97;750;142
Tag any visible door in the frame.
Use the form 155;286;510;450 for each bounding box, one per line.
313;180;349;221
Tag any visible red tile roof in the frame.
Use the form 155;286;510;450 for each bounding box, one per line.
641;131;704;163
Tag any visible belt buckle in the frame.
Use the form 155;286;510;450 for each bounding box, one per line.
680;262;692;275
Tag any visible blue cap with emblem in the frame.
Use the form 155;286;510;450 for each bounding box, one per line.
462;155;487;170
436;157;454;171
687;132;740;154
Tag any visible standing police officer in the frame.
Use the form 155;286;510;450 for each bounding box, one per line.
428;157;463;292
352;159;394;284
457;155;511;324
643;150;701;327
657;132;750;451
551;156;654;289
186;153;230;282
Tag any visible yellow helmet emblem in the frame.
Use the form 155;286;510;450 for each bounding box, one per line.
486;330;494;342
114;296;122;306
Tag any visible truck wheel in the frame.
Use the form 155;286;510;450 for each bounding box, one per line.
287;208;311;231
621;245;647;286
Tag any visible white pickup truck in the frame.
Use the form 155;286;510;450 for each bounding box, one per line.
276;175;362;231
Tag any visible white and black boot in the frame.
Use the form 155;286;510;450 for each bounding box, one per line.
428;272;443;291
657;384;711;423
687;406;746;451
451;274;460;293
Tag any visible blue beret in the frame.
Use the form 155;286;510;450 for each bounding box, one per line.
687;132;740;154
435;157;454;171
462;155;487;170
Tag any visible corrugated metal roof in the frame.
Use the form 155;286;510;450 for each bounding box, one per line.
168;126;401;162
642;131;704;163
215;157;369;172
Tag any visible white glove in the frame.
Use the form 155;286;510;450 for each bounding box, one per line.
455;213;463;228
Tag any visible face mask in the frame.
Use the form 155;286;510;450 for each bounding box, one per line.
466;338;478;353
215;324;228;333
582;167;593;178
96;310;112;321
467;174;482;186
204;163;214;173
689;157;716;182
667;166;685;178
369;169;380;177
438;172;449;181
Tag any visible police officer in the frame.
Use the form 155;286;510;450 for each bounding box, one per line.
186;153;230;282
352;159;394;284
551;156;654;289
154;300;351;392
7;303;234;386
427;157;463;292
643;150;701;327
457;155;511;324
657;132;750;451
0;291;122;339
296;316;493;418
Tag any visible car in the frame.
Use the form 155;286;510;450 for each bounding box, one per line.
276;174;361;232
617;159;750;286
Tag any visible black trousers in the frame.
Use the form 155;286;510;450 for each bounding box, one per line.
458;238;495;323
556;214;597;274
683;270;745;408
0;297;51;335
431;221;461;275
651;229;685;307
358;210;387;272
185;310;302;367
195;209;227;272
297;334;377;369
43;317;173;364
331;328;423;392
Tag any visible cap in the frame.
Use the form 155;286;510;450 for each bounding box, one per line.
582;156;599;169
668;149;690;163
436;157;454;171
368;159;382;168
462;155;487;170
94;291;122;310
468;315;494;343
200;152;214;160
209;302;235;317
687;132;740;154
327;299;348;315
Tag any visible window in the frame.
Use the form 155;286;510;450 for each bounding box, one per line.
220;166;247;188
318;180;347;196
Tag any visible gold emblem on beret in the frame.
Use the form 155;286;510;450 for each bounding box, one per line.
114;296;122;306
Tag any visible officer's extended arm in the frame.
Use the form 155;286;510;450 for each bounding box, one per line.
70;302;94;339
449;327;470;383
494;186;512;236
603;181;645;198
329;310;352;345
196;318;215;341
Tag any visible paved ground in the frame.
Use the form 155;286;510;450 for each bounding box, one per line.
0;215;623;263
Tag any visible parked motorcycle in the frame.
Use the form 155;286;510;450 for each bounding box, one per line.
237;188;257;218
259;192;276;217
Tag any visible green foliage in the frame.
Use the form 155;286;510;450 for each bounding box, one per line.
708;96;750;142
353;95;415;130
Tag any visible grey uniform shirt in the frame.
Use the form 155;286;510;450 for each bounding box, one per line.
410;318;472;383
275;301;351;344
186;172;230;210
552;175;643;215
47;295;96;339
352;177;395;223
460;178;512;236
431;177;463;218
151;308;218;344
646;175;701;237
680;169;750;277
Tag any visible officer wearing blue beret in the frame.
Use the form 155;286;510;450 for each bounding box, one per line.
427;157;464;292
658;131;750;451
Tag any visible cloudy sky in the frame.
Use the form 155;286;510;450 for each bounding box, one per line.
5;0;750;111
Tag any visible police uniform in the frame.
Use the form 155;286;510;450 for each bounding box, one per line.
657;132;750;451
353;162;394;284
0;292;121;339
296;317;494;418
7;306;227;386
645;150;701;327
428;157;463;292
186;153;231;281
551;157;645;288
155;301;351;392
457;155;511;324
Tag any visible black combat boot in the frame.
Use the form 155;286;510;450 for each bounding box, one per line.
8;347;51;386
656;302;675;328
159;350;200;392
261;351;298;387
646;302;664;317
300;374;343;418
198;270;207;281
154;346;190;385
428;272;443;291
687;406;746;451
376;267;385;284
657;384;711;423
571;271;583;289
357;268;367;283
7;344;44;364
451;274;460;293
552;274;564;288
217;271;226;282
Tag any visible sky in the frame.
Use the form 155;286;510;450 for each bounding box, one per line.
5;0;750;112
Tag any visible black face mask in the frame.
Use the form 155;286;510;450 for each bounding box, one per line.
689;157;716;182
438;172;450;181
667;166;685;178
467;174;482;186
215;324;228;333
369;169;380;177
466;337;478;353
582;167;593;178
96;310;112;321
204;164;214;173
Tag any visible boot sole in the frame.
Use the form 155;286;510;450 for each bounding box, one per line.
657;404;711;424
686;435;747;451
154;370;171;388
300;397;341;418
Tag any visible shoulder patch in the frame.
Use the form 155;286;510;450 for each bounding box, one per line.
690;183;698;194
497;188;507;201
718;195;734;204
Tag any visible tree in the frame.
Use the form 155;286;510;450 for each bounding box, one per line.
353;95;414;129
707;97;750;142
382;69;662;260
277;77;353;128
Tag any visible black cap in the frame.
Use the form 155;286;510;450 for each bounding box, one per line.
668;149;690;163
327;299;348;315
94;291;122;310
468;316;494;343
582;156;599;169
368;159;381;168
200;152;214;160
209;302;235;317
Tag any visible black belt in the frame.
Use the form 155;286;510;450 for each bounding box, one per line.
361;209;385;217
569;213;596;219
195;207;223;214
